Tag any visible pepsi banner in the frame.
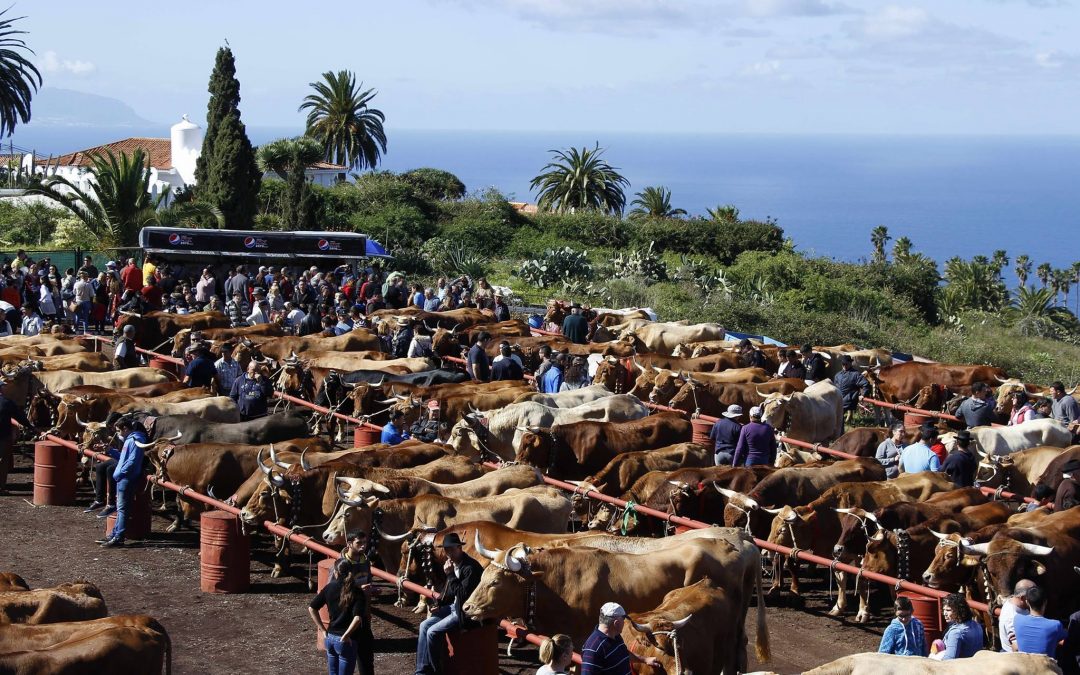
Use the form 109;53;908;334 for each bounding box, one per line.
140;227;369;260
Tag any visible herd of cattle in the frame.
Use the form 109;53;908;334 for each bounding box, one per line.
0;304;1078;674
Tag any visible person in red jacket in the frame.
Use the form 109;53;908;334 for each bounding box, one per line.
120;258;143;295
140;276;164;311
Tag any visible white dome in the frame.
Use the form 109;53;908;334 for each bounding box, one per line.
171;114;200;132
170;114;203;185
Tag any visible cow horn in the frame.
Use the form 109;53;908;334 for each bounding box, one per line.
341;380;357;390
474;531;502;561
629;620;653;634
834;508;854;514
864;513;879;524
335;484;367;508
258;449;272;476
761;506;782;515
207;485;219;500
961;542;991;556
376;398;399;404
870;529;886;541
168;431;182;441
669;615;692;629
633;357;644;372
299;448;312;472
269;444;290;470
133;438;156;449
930;530;950;541
374;524;411;542
75;414;89;428
605;355;617;363
1019;543;1054;556
784;510;799;522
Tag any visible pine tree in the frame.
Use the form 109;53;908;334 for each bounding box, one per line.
195;47;260;227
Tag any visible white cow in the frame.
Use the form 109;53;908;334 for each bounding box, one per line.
941;418;1073;457
619;322;726;356
512;384;614;408
759;380;844;444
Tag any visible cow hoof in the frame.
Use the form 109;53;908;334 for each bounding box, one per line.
393;599;406;608
854;612;870;624
828;606;842;617
271;566;285;578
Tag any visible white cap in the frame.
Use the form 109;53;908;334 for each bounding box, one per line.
749;406;763;418
600;602;627;618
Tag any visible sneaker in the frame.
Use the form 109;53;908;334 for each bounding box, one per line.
94;537;112;545
83;501;105;513
101;538;125;548
96;506;117;518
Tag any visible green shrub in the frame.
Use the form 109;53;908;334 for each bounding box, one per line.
527;211;631;249
516;246;593;288
399;168;466;201
437;189;526;256
631;217;783;264
349;203;435;248
506;227;567;259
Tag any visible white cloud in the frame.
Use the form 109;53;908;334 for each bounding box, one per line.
742;59;782;75
846;5;930;41
741;0;855;17
41;51;96;76
1035;50;1064;67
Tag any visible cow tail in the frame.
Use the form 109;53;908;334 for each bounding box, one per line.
754;552;771;663
148;617;172;675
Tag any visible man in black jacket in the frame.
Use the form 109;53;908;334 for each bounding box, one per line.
415;533;482;674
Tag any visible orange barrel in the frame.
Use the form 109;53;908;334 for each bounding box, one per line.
691;418;713;446
445;625;499;675
149;356;178;375
104;480;152;540
899;592;943;645
33;440;76;506
199;511;250;594
315;557;335;651
354;425;382;448
904;412;931;428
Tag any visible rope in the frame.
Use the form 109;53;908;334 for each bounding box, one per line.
620;501;639;536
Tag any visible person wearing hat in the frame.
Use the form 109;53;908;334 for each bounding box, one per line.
214;343;243;395
409;400;441;443
580;602;658;674
491;342;525;382
832;354;871;428
492;291;510;322
1008;390;1038;426
391;317;414;359
1055;458;1080;512
800;344;828;383
19;304;42;337
415;532;482;675
942;429;978;488
732;405;778;467
709;404;744;466
899;426;942;474
875;423;907;479
332;307;354;336
309;552;375;675
113;324;140;369
0;379;39;494
380;409;410;446
561;302;588;345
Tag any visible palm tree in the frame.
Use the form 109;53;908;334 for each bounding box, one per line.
942;258;1007;313
299;70;387;172
629;186;686;219
706;205;740;223
1014;254;1031;288
1007;285;1077;337
870;225;890;264
30;149;220;246
1037;262;1052;288
531;143;629;215
1072;261;1080;317
0;9;41;138
892;236;913;261
990;249;1009;281
1052;268;1072;308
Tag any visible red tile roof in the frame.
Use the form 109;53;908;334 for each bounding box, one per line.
40;137;173;170
308;161;347;171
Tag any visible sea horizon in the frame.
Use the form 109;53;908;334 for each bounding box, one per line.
8;125;1079;274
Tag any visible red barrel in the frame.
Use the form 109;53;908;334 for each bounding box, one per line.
149;356;178;375
691;418;713;446
315;557;335;651
904;412;931;428
104;480;152;540
899;592;943;645
354;425;381;448
199;511;250;594
33;441;76;506
445;625;498;675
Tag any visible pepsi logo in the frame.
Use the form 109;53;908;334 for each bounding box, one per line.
318;239;330;251
243;237;256;249
168;233;180;245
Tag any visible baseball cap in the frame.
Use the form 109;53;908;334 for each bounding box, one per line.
749;406;763;418
601;602;627;618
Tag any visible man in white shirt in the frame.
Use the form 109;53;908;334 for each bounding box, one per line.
247;299;270;326
999;579;1036;652
20;305;42;336
195;268;216;306
285;302;305;331
213;343;243;395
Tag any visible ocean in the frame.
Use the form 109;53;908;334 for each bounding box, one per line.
10;126;1079;272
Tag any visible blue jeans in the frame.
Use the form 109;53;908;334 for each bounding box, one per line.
76;300;92;327
325;633;357;675
111;478;131;541
415;605;461;675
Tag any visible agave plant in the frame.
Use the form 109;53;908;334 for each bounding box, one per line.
698;269;734;304
421;238;490;278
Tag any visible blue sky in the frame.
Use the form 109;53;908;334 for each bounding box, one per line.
25;0;1080;134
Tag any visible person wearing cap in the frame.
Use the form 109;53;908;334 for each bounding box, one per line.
333;308;353;336
775;349;807;380
19;304;42;337
1009;390;1038;426
1055;459;1080;512
492;292;510;322
114;324;140;369
899;426;942;474
491;342;525;382
380;409;410;446
709;404;743;466
956;382;997;429
183;345;218;390
213;343;243;395
875;423;906;479
230;361;273;420
999;579;1037;652
800;344;828;383
559;356;590;391
309;553;374;675
580;602;658;674
409;400;441;443
415;532;482;675
0;379;38;494
96;417;148;548
561;303;589;345
732;405;778;467
467;331;492;383
832;354;871;428
247;299;270;326
942;429;978;487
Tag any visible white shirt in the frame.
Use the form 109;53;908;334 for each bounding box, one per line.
286;308;305;325
247;308;269;326
493;353;524;368
37;285;56;314
998;600;1028;652
73;279;93;302
21;314;43;336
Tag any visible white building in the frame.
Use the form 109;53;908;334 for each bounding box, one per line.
22;115;346;205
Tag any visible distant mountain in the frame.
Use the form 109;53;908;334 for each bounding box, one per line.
25;88;158;128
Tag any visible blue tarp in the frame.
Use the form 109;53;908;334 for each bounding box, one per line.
725;330;787;348
365;238;389;258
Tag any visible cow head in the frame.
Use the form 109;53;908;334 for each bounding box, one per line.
462;535;538;623
912;384;949;412
543;301;567;327
516;428;553;470
446;416;488;462
171;329;193;358
831;508;881;561
767;505;816;550
973;452;1010;488
759;390;794;430
430;328;462;358
964;531;1054;603
921;531;990;590
667;380;698;415
276;356;309;398
624;611;694;673
648;370;686;406
320;478;387;546
239;446;296;527
77;420;113;452
627;365;657;400
592;357;626;391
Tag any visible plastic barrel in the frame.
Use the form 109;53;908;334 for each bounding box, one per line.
33;441;76;506
149;356;178;375
691;418;713;446
904;413;931;428
354;425;381;448
104;480;152;540
445;625;499;675
899;592;943;645
199;511;250;594
315;557;335;651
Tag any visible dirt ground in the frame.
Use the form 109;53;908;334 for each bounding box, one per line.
0;443;885;674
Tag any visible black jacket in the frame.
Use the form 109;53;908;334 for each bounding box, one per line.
439;554;483;621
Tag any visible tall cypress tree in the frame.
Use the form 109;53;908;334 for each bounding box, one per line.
195;47;260;227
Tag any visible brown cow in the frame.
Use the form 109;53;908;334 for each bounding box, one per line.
0;617;171;674
0;352;112;372
578;442;711;502
115;310;231;351
0;583;106;624
170;322;284;356
252;331;382;362
668;378;807;420
0;574;28;592
865;362;1009;405
517;412;694;479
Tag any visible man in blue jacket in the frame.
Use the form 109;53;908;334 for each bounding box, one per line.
380;409;409;446
832;355;871;428
98;418;146;548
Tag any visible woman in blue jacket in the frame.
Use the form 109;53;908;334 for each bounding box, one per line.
97;418;147;548
878;596;928;656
